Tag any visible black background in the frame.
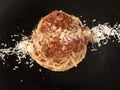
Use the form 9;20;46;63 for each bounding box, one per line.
0;0;120;90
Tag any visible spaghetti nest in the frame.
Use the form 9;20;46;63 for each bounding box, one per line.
29;10;92;72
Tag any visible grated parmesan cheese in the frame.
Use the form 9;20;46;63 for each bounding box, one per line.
91;23;120;50
0;34;34;70
0;22;120;71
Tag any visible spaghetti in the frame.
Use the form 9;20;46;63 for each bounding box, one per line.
28;10;92;71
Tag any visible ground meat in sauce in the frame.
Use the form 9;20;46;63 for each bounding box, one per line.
40;10;80;33
42;37;85;62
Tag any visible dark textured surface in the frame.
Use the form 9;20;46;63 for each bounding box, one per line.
0;0;120;90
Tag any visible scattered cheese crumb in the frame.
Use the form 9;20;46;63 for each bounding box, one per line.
91;23;120;50
0;22;120;71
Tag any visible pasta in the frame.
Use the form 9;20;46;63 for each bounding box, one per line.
28;10;92;71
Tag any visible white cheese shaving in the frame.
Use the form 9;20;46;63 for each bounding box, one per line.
0;34;34;70
0;22;120;71
91;23;120;50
